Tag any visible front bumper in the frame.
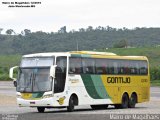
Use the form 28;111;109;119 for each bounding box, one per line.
17;97;57;107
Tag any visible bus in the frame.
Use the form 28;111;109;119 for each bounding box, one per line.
9;51;150;112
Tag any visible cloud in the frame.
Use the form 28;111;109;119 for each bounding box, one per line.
0;0;160;33
0;11;15;22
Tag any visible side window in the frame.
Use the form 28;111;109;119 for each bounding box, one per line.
139;61;148;75
118;60;125;74
95;59;107;74
106;59;115;74
69;57;82;74
116;60;140;75
129;61;139;75
123;60;130;74
113;60;119;74
56;57;67;73
82;58;95;74
106;59;118;74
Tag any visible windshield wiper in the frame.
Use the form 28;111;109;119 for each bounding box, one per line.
21;73;33;92
31;73;37;92
30;73;32;85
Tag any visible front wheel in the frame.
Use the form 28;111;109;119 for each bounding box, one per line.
67;96;75;112
37;107;45;113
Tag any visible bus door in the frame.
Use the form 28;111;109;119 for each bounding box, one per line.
54;57;67;93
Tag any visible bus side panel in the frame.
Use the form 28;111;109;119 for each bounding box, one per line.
101;75;150;104
67;74;113;105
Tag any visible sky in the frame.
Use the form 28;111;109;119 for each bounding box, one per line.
0;0;160;33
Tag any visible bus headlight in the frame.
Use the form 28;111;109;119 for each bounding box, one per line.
42;94;53;98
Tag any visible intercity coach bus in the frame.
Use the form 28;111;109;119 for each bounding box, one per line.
9;51;150;112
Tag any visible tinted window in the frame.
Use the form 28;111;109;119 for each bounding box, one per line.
129;61;139;74
139;61;148;75
95;59;107;74
56;57;67;73
82;58;95;74
69;57;148;75
69;57;82;74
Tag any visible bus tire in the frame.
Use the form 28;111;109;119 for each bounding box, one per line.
121;93;129;108
37;107;45;113
128;93;137;108
91;105;108;110
115;93;129;109
67;96;75;112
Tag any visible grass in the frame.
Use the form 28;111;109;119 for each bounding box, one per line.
0;55;21;68
0;55;21;80
151;80;160;86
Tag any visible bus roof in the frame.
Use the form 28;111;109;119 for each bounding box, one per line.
22;51;148;61
23;52;70;57
70;51;148;60
70;51;117;55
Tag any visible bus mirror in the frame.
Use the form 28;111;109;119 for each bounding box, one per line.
9;66;18;87
50;65;57;78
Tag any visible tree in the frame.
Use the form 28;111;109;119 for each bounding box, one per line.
79;28;85;32
113;39;128;48
86;26;93;31
106;26;114;31
58;26;67;33
6;29;15;35
21;29;31;36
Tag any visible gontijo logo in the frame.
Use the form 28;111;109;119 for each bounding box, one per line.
107;77;131;83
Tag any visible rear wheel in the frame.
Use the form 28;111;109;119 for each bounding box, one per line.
121;93;129;108
128;93;137;108
91;105;108;110
37;107;45;113
115;93;129;109
67;96;75;112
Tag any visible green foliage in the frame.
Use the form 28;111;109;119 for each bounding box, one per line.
150;67;160;81
0;26;160;83
0;27;160;55
0;55;21;80
5;29;15;35
113;39;128;48
150;80;160;86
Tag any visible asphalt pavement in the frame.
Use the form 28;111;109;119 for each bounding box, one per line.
0;81;160;120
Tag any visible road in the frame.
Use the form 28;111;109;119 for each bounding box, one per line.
0;81;160;120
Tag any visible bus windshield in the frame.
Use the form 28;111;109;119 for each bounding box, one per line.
17;57;54;92
17;68;52;92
